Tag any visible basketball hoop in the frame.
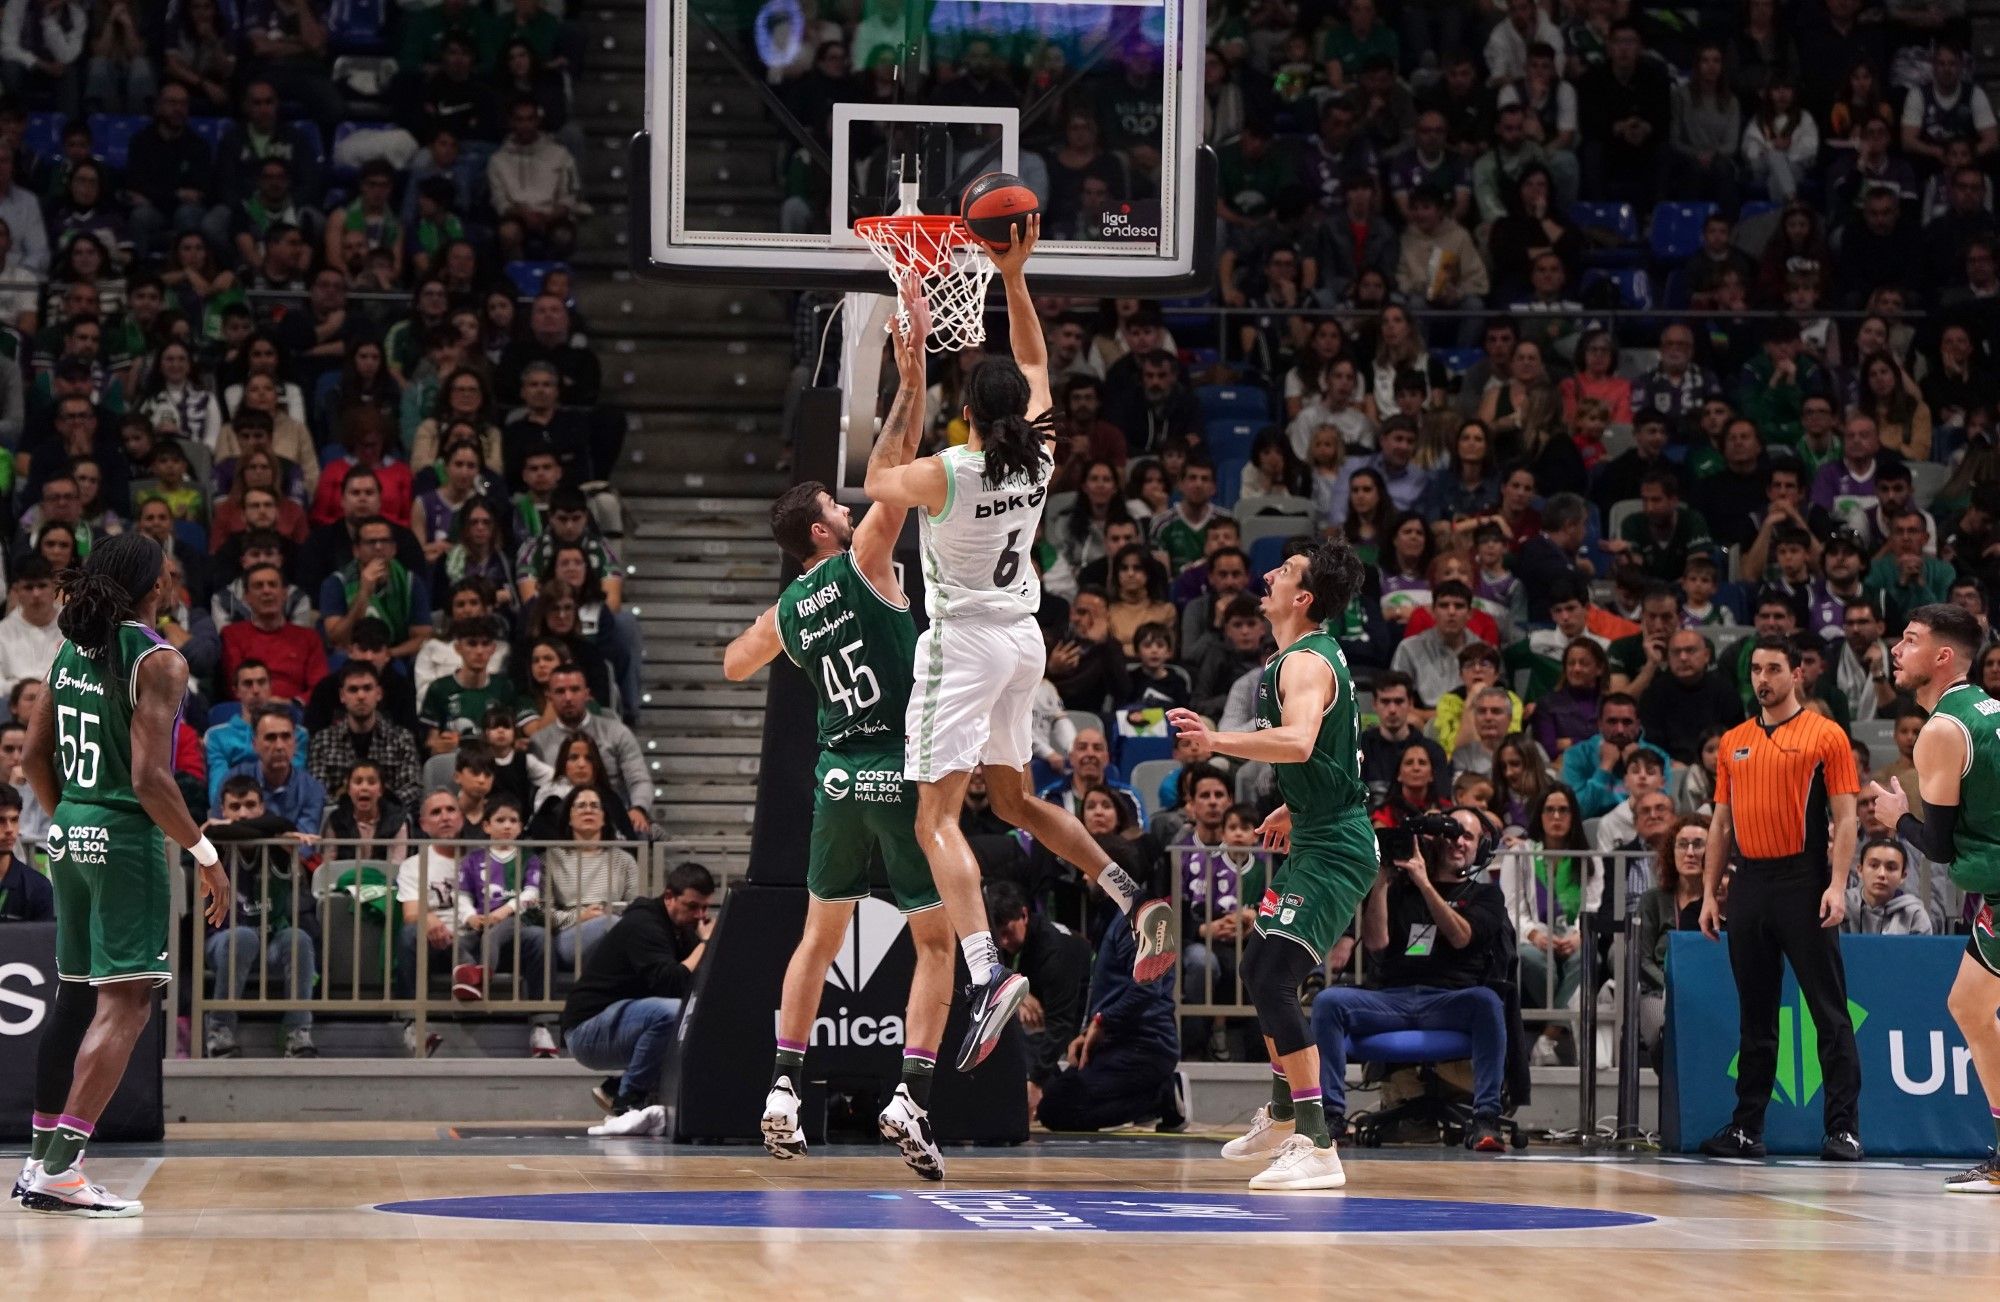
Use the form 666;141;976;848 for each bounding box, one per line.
854;214;995;353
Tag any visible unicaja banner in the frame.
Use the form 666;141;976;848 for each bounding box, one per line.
0;922;163;1141
1662;932;1991;1156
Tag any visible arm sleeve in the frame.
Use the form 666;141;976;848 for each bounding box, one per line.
1898;806;1959;864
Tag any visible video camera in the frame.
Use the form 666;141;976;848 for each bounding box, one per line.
1375;810;1469;867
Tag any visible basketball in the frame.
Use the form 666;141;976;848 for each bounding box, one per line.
961;172;1040;249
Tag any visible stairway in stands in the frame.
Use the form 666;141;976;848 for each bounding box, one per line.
570;2;796;868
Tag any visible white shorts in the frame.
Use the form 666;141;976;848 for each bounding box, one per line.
905;615;1046;783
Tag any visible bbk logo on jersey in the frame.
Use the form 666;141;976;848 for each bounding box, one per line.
44;824;108;867
972;486;1047;519
776;896;907;1048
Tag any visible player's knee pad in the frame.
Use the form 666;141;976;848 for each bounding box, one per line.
1242;935;1315;1058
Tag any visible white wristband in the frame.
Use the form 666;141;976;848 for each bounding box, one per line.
190;836;220;868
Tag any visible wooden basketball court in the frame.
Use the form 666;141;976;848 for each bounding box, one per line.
4;1125;1988;1298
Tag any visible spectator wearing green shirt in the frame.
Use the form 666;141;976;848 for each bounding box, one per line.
1318;0;1401;86
1148;455;1230;574
1216;120;1290;230
1610;468;1712;582
1794;393;1841;478
398;0;499;76
484;0;569;71
1607;583;1682;697
421;615;531;754
1733;317;1829;449
1866;509;1955;633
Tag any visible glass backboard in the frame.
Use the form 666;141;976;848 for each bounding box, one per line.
636;0;1215;293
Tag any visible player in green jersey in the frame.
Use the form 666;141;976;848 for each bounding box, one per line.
16;535;230;1217
1866;603;2000;1193
722;287;954;1181
1169;537;1374;1191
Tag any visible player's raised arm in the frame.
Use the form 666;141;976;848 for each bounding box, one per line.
988;215;1050;421
723;605;784;681
862;295;949;518
851;283;931;601
1167;652;1334;765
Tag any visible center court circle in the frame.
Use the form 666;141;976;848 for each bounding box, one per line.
375;1189;1654;1234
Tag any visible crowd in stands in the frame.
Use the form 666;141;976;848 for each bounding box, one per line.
0;0;665;1059
778;0;2000;1071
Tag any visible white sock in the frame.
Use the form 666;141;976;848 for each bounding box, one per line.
961;931;1000;981
1097;862;1142;914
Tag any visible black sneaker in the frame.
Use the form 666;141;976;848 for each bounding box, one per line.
953;971;1029;1071
1464;1114;1507;1153
1821;1131;1864;1162
1699;1125;1767;1159
591;1077;622;1114
1326;1111;1348;1144
1155;1070;1190;1133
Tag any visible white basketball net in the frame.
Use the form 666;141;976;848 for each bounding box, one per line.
856;216;995;353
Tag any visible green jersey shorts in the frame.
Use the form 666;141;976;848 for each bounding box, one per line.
1252;819;1377;963
50;801;171;985
810;749;940;914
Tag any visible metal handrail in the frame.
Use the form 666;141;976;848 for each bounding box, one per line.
1166;838;1656;1137
181;835;744;1057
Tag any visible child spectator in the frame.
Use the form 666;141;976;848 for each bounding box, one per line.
454;793;558;1056
1568;396;1610;471
1452;770;1495;813
1468;524;1525;640
1881;703;1923;796
1126;621;1190;710
1840;838;1934;936
452;743;497;830
482;704;553;814
140;438;207;525
1679;554;1733;626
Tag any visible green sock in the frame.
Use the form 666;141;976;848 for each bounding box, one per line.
1269;1068;1295;1122
1290;1091;1332;1148
29;1122;55;1163
772;1043;806;1090
901;1051;937;1108
42;1124;90;1176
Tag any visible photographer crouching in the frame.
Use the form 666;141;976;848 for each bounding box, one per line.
1308;806;1514;1151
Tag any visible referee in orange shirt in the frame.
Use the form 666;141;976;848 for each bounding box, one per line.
1699;634;1863;1161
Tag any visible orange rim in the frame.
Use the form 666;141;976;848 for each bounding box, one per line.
855;214;977;277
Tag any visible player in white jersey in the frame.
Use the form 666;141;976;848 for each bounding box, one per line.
864;217;1178;1072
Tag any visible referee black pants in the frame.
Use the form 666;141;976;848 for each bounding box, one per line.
1726;861;1861;1137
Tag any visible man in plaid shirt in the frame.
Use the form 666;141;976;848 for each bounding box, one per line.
306;662;425;810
